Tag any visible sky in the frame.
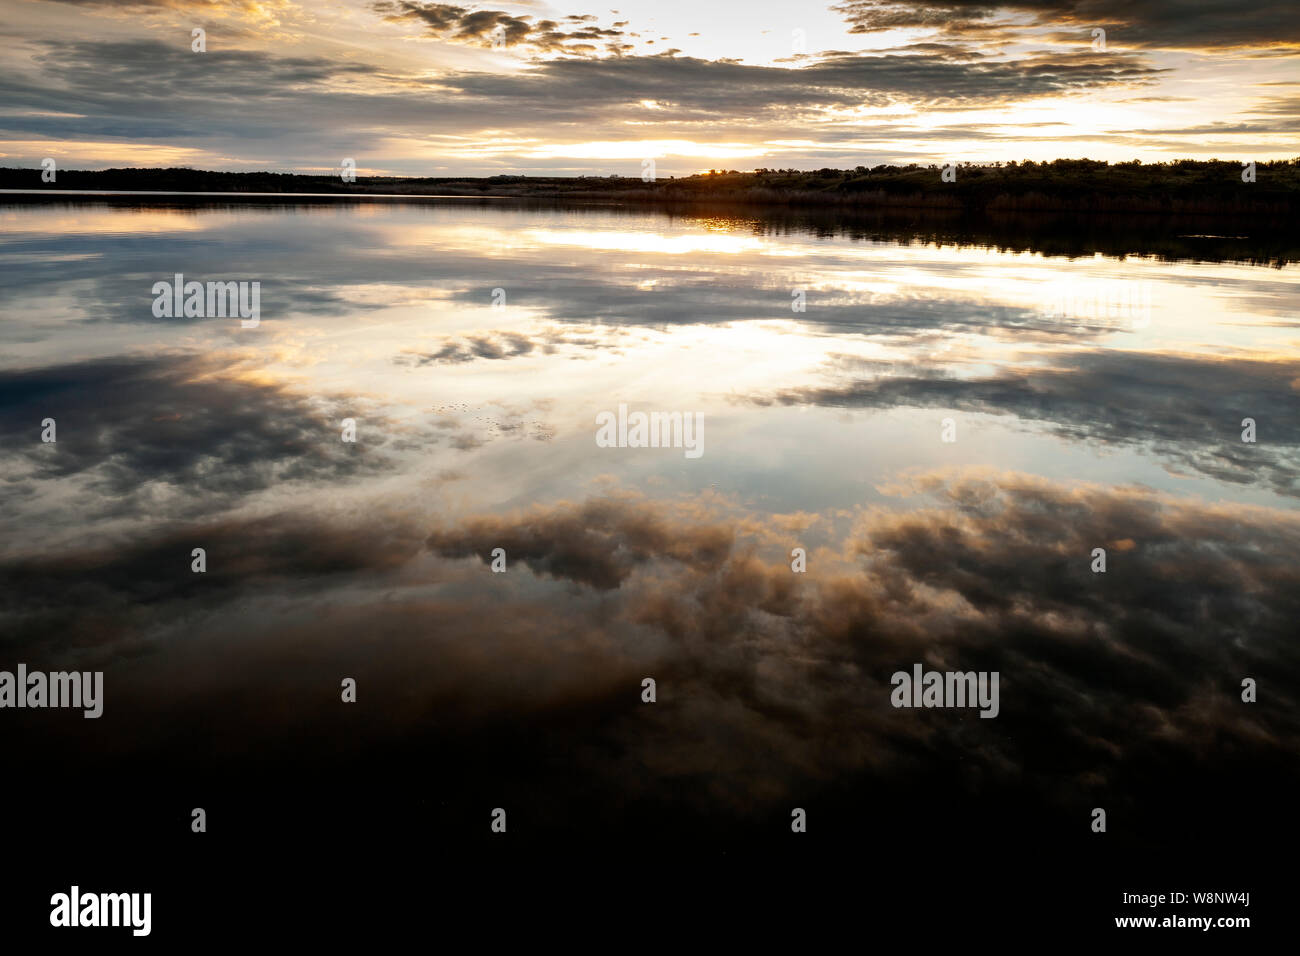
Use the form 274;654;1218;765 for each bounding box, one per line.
1;0;1298;176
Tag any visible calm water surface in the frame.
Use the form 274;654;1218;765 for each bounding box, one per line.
1;200;1296;864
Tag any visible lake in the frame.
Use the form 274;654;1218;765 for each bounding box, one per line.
2;198;1296;912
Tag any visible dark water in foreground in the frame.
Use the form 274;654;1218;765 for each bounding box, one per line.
1;199;1295;937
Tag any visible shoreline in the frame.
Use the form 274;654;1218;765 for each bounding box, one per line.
6;188;1295;265
3;185;1294;223
3;158;1297;220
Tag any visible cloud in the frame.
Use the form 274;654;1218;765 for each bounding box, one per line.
832;0;1300;52
394;326;621;364
0;36;1166;167
426;494;736;589
0;349;568;537
397;330;537;364
372;2;629;57
7;472;1297;848
0;352;391;506
0;508;427;657
3;0;1294;175
743;349;1300;496
40;0;285;8
437;47;1164;115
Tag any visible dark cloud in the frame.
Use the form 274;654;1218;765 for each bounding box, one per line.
372;2;629;57
427;473;1300;826
0;509;427;657
395;327;617;364
427;495;736;589
437;47;1164;115
832;0;1300;51
0;36;1166;165
744;349;1300;496
0;350;561;531
8;475;1298;848
429;269;1132;334
398;330;537;364
28;40;376;106
0;352;390;505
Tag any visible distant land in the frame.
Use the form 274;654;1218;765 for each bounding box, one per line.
4;159;1299;218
